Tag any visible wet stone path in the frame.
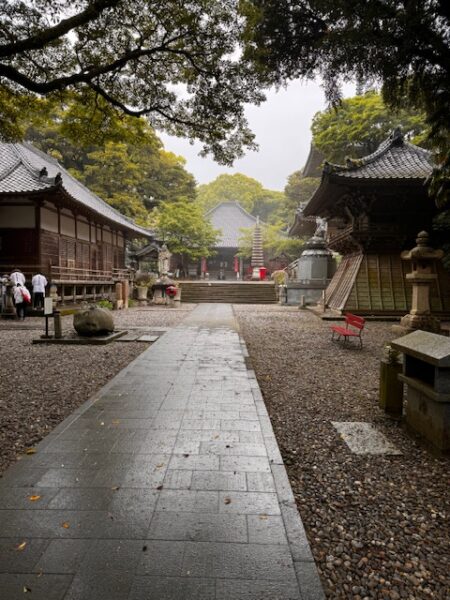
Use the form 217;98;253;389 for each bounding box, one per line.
0;304;324;600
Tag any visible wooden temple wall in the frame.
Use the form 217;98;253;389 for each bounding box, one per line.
326;253;450;315
0;197;129;306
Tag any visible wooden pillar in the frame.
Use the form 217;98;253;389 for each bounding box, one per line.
35;201;42;270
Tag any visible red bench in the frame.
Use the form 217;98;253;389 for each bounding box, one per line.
331;313;365;348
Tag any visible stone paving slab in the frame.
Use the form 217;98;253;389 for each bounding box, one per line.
0;303;324;600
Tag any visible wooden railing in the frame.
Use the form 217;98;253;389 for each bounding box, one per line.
0;263;131;283
0;264;46;280
50;266;129;282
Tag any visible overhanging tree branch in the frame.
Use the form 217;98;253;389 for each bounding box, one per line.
0;0;121;59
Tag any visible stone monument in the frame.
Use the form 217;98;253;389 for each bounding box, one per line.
251;217;264;280
158;244;171;275
394;231;443;335
1;281;16;318
286;224;335;306
73;306;114;336
392;330;450;453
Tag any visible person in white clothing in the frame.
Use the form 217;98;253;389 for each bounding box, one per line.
13;283;30;320
32;272;48;309
10;269;25;286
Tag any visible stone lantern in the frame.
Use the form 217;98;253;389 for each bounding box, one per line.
1;280;16;318
396;231;443;334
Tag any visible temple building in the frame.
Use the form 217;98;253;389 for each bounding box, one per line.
303;129;450;316
184;201;259;279
0;142;154;302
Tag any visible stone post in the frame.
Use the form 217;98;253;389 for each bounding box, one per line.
115;281;123;310
121;280;129;309
379;346;403;418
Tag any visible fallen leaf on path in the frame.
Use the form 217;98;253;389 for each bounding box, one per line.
23;586;32;593
25;448;36;455
224;497;231;505
16;541;27;551
156;485;163;490
111;486;120;491
142;545;147;552
183;454;189;458
61;522;70;529
112;419;120;425
156;463;165;469
259;514;268;520
28;495;41;502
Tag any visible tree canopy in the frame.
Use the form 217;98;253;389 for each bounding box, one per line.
0;0;264;163
311;92;429;163
283;171;319;216
241;0;449;206
196;173;285;222
152;198;219;262
22;94;196;226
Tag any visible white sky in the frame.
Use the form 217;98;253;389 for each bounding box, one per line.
160;79;355;192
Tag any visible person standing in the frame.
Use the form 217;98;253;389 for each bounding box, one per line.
13;282;30;320
32;272;48;309
10;268;25;286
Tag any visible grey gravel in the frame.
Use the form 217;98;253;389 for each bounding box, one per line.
234;304;450;600
0;305;195;474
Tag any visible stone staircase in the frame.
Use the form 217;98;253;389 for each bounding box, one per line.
180;281;277;304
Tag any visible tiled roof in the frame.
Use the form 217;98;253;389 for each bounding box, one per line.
0;142;153;237
302;145;325;178
324;129;433;180
303;130;434;217
206;202;258;248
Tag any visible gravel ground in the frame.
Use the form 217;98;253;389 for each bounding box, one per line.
234;305;450;600
0;305;195;474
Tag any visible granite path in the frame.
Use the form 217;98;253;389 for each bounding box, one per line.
0;303;324;600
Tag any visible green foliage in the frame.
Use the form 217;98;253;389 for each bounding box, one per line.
282;172;319;221
197;173;285;222
238;223;305;261
240;1;449;207
311;92;429;163
96;299;113;310
153;198;220;262
0;0;265;164
20;92;196;226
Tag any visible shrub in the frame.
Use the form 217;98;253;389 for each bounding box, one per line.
96;299;113;310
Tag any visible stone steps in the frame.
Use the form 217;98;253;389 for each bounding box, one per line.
180;282;277;304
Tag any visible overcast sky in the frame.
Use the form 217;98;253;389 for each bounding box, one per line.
160;79;355;192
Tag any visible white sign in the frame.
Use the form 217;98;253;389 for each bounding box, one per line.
44;297;53;315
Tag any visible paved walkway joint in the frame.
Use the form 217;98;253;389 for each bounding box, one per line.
0;304;324;600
